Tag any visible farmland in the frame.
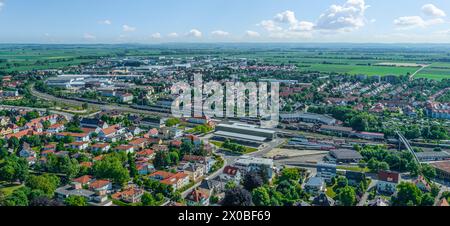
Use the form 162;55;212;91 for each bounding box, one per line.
0;44;450;80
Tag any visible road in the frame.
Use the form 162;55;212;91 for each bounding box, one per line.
29;83;171;118
409;64;430;80
357;179;377;206
181;142;228;198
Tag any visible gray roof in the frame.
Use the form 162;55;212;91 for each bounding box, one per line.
55;185;95;198
280;112;336;124
214;131;267;142
305;177;324;187
330;149;363;160
416;151;450;158
216;123;276;134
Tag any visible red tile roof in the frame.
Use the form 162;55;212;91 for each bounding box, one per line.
378;171;399;183
89;180;111;189
72;175;92;184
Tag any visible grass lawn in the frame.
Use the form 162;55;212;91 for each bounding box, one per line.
0;182;24;196
325;185;337;199
210;141;258;154
337;165;370;173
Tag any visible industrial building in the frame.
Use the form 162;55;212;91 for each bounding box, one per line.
280;112;336;125
212;123;276;147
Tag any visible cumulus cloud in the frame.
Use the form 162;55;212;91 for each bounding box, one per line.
168;32;179;38
151;32;162;39
257;0;370;40
315;0;370;31
98;19;112;25
122;25;136;32
422;4;446;17
245;30;261;38
83;33;96;40
258;20;282;32
187;29;202;38
394;4;446;29
211;30;230;37
394;16;444;29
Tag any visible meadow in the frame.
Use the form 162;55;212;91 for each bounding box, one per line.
0;44;449;80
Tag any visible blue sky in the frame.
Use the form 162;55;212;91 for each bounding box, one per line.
0;0;449;43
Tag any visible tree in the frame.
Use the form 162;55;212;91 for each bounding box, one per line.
252;187;271;206
421;164;437;179
337;186;356;206
225;181;236;190
0;156;29;183
420;193;435;206
141;193;156;206
64;196;87;206
30;196;62;206
392;182;422;206
279;168;301;182
223;188;254;206
128;153;138;178
8;137;19;150
243;171;264;191
1;189;29;206
26;174;60;198
93;155;130;186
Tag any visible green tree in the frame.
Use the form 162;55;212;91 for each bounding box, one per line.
26;174;60;197
337;186;356;206
252;187;271;206
64;196;87;206
392;182;422;206
141;193;156;206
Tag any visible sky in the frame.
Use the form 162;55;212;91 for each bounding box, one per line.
0;0;450;43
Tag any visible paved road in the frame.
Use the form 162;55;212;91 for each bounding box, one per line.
29;83;171;118
357;179;377;206
181;142;228;198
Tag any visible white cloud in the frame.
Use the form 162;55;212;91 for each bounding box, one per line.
187;29;202;38
290;21;315;32
394;16;444;29
245;30;261;38
0;1;4;11
258;20;282;32
315;0;370;31
151;32;162;39
98;19;112;25
274;10;298;25
122;25;136;32
168;32;179;38
83;33;96;40
422;4;446;17
211;30;230;37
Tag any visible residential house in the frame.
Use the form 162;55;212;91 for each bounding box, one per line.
46;123;65;134
111;187;144;204
129;138;149;150
186;188;210;206
115;145;134;154
89;180;112;196
69;142;89;151
305;177;325;194
220;166;242;184
90;143;111;153
80;118;108;129
160;172;190;191
377;171;400;194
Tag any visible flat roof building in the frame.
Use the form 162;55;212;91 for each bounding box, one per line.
280;112;336;125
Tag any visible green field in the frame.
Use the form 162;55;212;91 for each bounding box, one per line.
1;44;450;80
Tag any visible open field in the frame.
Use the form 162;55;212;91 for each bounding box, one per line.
0;44;450;80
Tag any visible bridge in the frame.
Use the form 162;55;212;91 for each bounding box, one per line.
396;131;421;165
